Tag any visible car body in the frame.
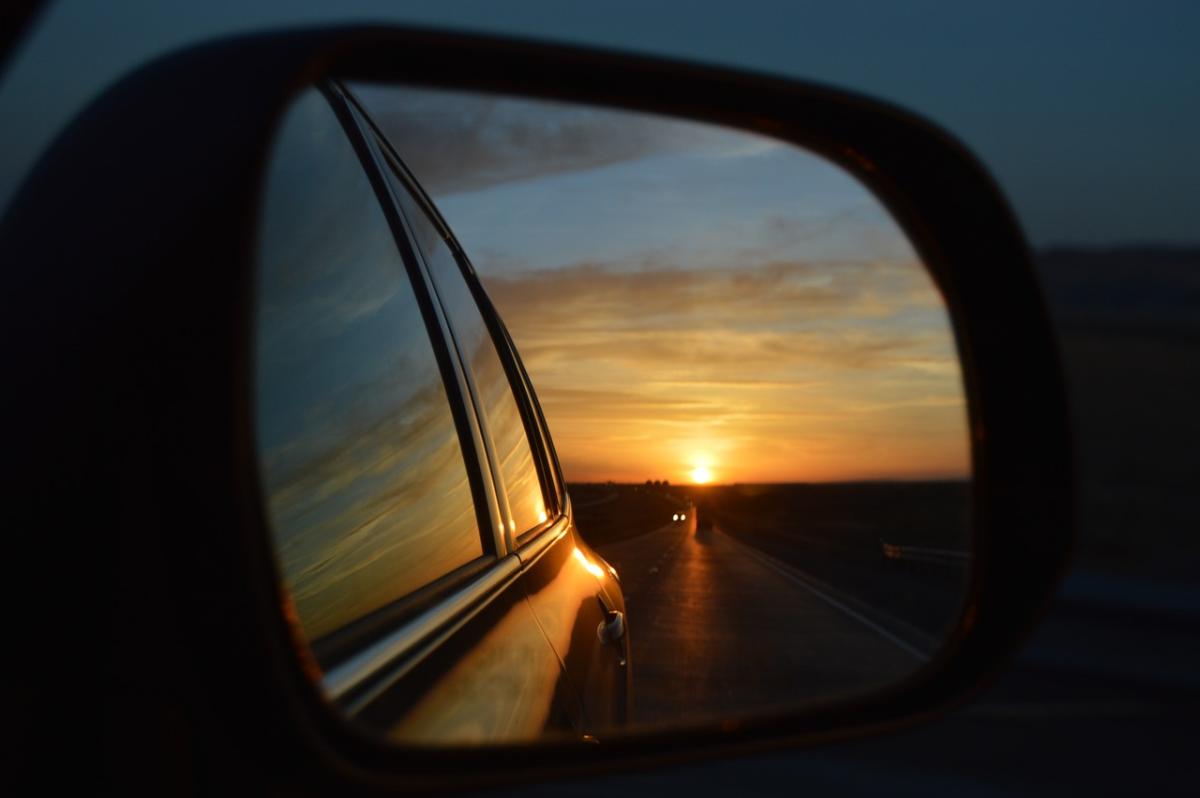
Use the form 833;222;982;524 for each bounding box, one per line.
254;79;631;743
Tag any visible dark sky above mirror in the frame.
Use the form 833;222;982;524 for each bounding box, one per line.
5;2;1197;248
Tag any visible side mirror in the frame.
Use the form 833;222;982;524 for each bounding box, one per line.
2;26;1072;793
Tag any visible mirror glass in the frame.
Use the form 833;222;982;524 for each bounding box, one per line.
253;82;972;745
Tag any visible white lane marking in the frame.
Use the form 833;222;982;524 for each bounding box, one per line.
725;531;930;662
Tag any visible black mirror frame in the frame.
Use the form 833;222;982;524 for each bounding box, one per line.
1;26;1072;793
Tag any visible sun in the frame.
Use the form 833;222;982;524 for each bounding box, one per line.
690;466;713;484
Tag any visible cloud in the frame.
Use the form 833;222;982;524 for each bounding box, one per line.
474;255;969;482
261;365;484;641
481;257;949;370
477;257;961;403
351;84;779;196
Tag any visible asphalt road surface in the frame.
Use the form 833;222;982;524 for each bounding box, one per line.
594;516;934;727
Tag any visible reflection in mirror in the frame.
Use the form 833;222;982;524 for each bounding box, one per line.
254;81;971;746
254;89;486;661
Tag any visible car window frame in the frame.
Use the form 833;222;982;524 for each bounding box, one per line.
286;81;517;676
375;142;555;545
490;306;568;541
462;281;566;544
340;82;565;549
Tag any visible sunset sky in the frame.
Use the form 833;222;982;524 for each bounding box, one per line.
356;86;970;485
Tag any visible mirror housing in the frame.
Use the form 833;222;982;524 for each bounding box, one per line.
1;26;1072;792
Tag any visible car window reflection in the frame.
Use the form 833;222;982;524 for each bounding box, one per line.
254;88;483;652
388;174;548;536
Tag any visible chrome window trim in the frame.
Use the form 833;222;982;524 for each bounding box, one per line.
332;82;510;559
373;140;517;554
343;84;558;551
323;554;523;713
498;317;566;515
514;495;573;567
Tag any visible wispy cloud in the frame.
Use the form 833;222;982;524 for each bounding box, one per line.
478;255;968;483
492;256;932;317
353;84;780;196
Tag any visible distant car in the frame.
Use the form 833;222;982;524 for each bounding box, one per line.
252;81;630;743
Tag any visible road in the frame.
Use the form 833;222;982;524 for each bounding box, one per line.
593;516;933;727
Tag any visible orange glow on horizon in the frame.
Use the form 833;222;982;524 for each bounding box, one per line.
483;263;972;484
470;170;972;486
